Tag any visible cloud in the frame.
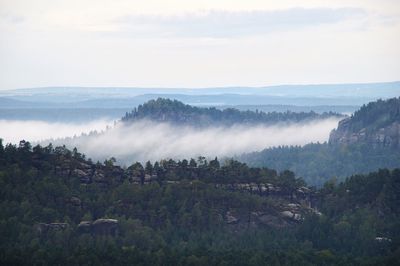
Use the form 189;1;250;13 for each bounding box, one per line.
0;13;25;24
0;119;113;144
39;118;341;165
115;8;367;38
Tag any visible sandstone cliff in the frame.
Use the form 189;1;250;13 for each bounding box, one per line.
329;97;400;148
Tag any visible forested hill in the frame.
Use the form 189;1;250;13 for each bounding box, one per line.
0;141;399;265
121;98;342;126
239;98;400;186
239;143;400;187
329;97;400;148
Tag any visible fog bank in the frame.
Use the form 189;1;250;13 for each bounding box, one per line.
0;119;113;144
0;118;341;164
45;119;341;164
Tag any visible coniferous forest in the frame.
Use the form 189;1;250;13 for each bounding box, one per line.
0;140;399;265
2;1;399;264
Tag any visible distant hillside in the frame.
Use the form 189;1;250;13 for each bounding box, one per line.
121;98;341;126
239;98;400;186
239;143;400;187
329;97;400;148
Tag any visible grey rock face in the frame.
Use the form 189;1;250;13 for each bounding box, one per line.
280;211;302;222
225;211;239;224
77;219;119;236
330;119;400;149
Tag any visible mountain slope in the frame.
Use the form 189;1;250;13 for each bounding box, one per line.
329;97;400;148
239;97;400;186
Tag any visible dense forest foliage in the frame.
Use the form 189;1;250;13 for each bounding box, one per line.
344;97;400;133
1;140;399;265
121;98;342;126
239;143;400;187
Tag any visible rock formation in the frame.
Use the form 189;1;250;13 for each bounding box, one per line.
329;97;400;149
77;218;119;236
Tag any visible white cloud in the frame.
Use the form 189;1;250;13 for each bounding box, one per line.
41;119;341;164
0;119;112;144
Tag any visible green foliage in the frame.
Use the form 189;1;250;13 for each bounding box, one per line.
122;98;342;127
0;142;399;265
348;97;400;132
239;143;400;187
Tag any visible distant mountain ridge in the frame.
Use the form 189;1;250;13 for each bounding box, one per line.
1;81;398;108
121;98;342;127
2;81;400;97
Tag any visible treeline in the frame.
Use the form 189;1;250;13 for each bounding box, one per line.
121;98;342;126
346;97;400;133
0;141;399;265
239;143;400;187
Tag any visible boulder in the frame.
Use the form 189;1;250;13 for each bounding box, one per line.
281;211;302;222
92;219;119;235
225;211;239;224
77;221;92;234
78;219;119;236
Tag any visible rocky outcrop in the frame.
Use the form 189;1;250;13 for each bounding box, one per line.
77;221;92;234
214;183;317;207
280;211;302;222
225;211;240;224
77;218;119;236
329;119;400;149
36;223;69;234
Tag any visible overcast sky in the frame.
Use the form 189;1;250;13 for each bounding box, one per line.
0;0;399;90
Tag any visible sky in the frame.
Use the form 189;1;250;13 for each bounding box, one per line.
0;0;399;90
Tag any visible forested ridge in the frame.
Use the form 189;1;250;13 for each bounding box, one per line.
240;97;400;186
342;97;400;133
239;143;400;187
329;97;400;148
1;140;399;265
121;98;342;126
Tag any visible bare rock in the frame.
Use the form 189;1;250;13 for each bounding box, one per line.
93;170;106;183
77;221;92;234
281;211;302;222
92;218;119;235
225;211;239;224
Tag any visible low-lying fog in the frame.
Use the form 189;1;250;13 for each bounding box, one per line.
0;118;341;164
0;119;113;144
